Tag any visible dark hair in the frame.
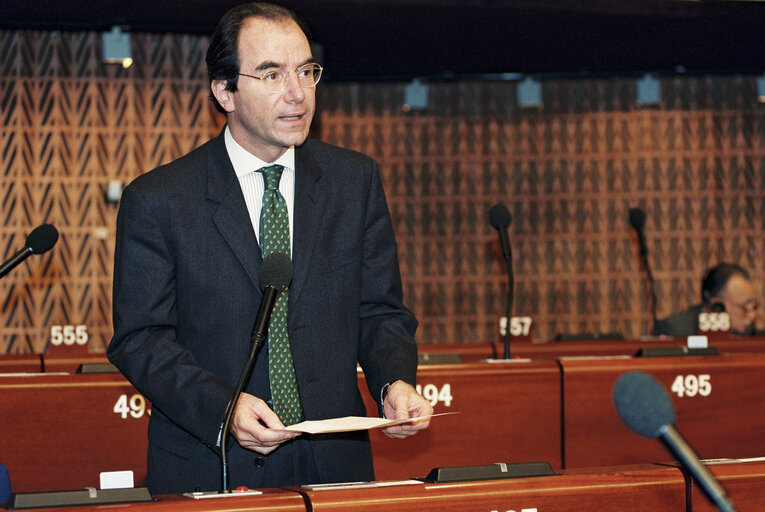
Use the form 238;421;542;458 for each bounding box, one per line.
206;2;308;114
701;262;751;304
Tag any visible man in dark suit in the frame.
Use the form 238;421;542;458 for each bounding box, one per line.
107;2;432;494
653;262;759;337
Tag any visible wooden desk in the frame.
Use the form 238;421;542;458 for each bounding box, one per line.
1;359;561;493
510;335;765;359
689;458;765;511
0;354;42;373
360;360;562;480
416;343;496;362
41;353;111;373
297;464;687;511
0;373;150;492
561;353;765;469
4;489;306;512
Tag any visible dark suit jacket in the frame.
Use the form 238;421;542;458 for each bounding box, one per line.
653;304;704;337
107;132;418;493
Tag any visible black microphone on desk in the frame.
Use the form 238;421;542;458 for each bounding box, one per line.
0;224;59;279
489;203;514;359
628;207;657;331
613;371;736;512
220;251;293;493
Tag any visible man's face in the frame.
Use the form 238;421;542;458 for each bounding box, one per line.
212;17;315;162
714;274;758;334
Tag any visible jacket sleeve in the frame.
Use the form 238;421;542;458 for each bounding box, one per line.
107;181;233;451
355;161;419;405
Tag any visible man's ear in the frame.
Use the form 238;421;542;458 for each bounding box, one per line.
211;80;235;113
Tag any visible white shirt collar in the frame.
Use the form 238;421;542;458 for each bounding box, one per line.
224;125;295;176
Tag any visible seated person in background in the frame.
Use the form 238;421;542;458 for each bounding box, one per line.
653;262;759;337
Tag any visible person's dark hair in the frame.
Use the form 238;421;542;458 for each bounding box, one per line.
701;262;751;304
206;2;309;114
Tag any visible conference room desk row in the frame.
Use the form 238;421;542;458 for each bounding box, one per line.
7;460;765;511
4;349;765;497
3;334;765;373
417;334;765;360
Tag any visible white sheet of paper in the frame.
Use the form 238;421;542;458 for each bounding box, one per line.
283;412;455;434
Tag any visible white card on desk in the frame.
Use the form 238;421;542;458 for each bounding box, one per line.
100;470;134;489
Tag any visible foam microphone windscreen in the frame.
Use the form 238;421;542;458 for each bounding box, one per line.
613;370;676;438
489;203;512;229
259;251;293;293
26;224;59;254
628;207;646;231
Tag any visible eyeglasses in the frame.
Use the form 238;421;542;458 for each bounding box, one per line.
238;63;323;94
719;297;760;314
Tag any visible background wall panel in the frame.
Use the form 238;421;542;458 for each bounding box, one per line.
1;29;763;352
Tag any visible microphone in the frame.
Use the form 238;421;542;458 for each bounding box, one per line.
628;207;657;332
613;371;736;512
489;203;514;359
220;251;293;492
0;224;59;279
489;203;512;264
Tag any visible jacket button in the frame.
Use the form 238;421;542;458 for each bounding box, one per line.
254;456;266;468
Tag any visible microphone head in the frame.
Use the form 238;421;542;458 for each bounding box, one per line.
613;370;675;438
259;251;293;293
26;224;59;254
489;203;512;230
628;207;646;231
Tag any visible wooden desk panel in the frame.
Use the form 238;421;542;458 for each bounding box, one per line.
299;464;687;511
561;354;765;469
360;360;562;480
0;373;150;492
2;360;561;493
3;489;306;512
42;353;111;373
0;354;42;373
416;343;496;362
511;335;765;359
685;459;765;512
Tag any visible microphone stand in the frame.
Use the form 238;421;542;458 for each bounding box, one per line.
503;248;514;360
220;287;277;492
637;231;657;330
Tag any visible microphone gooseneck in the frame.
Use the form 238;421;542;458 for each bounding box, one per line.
613;371;736;512
220;251;293;493
628;207;657;331
489;203;514;359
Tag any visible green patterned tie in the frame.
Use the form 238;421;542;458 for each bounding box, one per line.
258;164;303;425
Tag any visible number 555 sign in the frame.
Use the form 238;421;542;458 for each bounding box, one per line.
50;325;89;346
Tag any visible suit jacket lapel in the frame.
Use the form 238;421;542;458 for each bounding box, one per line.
290;144;326;306
206;132;262;290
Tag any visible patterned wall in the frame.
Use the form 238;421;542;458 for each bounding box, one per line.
1;29;764;353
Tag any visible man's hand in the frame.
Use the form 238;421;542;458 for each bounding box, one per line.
230;392;300;454
381;380;434;439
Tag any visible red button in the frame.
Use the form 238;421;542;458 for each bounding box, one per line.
235;486;249;492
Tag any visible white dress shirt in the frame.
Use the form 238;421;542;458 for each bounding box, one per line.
224;126;295;254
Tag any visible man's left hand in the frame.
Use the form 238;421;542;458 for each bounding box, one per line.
381;380;434;439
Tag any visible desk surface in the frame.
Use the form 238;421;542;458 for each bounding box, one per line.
297;464;687;512
5;489;306;512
